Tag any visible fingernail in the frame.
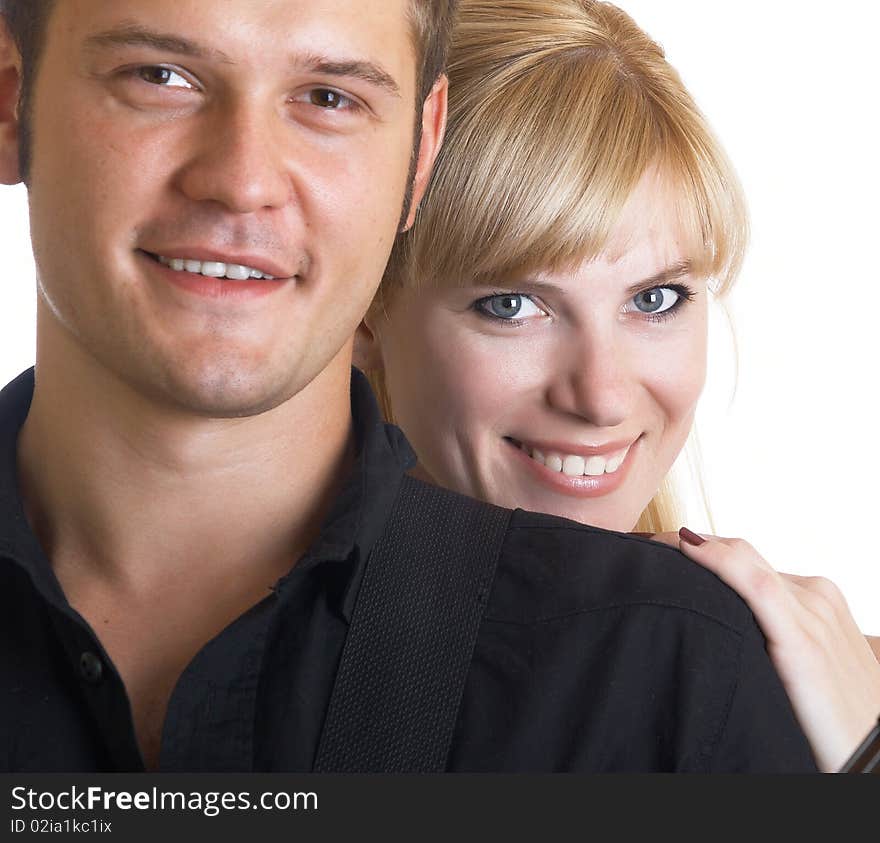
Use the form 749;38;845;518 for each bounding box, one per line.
679;527;706;546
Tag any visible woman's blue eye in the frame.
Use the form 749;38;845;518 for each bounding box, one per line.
631;287;681;315
487;294;524;318
476;294;545;321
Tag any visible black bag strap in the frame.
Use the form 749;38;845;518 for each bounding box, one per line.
314;474;511;772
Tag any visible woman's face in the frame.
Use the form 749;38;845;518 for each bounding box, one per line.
368;175;708;531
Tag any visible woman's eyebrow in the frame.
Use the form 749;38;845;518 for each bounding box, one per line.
472;260;694;297
625;260;693;294
475;280;568;297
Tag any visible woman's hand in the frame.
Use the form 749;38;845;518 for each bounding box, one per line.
646;528;880;773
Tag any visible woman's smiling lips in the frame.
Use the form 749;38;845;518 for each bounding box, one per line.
504;435;641;498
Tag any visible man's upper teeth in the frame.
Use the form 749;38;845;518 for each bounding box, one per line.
524;444;629;476
158;255;275;280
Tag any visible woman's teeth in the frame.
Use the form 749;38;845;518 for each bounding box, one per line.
521;444;629;476
156;255;276;281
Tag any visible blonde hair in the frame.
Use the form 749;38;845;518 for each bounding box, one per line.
369;0;748;533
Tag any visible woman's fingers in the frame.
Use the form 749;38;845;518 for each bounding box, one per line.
783;574;858;633
676;531;801;644
674;528;880;772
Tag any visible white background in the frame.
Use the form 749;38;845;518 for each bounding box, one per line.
1;2;878;630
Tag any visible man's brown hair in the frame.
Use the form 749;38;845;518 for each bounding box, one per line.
1;0;458;180
407;0;458;102
1;0;55;179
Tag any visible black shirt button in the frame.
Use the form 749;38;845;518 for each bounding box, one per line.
79;651;104;684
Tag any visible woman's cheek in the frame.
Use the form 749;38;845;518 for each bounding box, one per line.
457;332;549;417
648;320;707;420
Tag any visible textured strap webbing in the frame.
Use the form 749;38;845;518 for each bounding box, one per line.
314;475;511;772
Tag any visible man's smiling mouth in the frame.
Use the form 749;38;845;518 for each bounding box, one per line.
148;252;278;281
140;249;296;282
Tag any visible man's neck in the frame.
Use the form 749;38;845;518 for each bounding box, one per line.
16;334;355;601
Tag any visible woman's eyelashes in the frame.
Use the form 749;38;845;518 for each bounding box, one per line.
472;284;696;326
624;283;696;323
473;293;548;324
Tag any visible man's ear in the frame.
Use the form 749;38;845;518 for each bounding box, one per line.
353;311;384;373
0;20;23;185
402;73;448;232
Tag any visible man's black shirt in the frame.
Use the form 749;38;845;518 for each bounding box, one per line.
0;368;817;772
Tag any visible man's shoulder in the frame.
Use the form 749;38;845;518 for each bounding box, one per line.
484;506;752;636
443;502;816;772
397;478;752;637
0;368;35;428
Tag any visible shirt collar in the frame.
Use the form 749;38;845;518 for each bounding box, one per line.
0;366;416;622
0;368;71;608
275;367;417;620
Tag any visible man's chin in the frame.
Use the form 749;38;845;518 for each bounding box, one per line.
140;361;303;420
97;331;351;420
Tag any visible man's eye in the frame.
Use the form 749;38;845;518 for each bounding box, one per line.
475;294;546;322
136;66;193;89
308;88;355;110
630;287;682;315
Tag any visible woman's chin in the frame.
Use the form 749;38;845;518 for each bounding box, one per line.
407;460;643;534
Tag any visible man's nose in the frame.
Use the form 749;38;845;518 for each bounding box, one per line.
175;103;292;213
545;329;634;429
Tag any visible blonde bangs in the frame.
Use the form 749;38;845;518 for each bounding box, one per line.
655;112;749;297
441;59;658;285
381;0;748;302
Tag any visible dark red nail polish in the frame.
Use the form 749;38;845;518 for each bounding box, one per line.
679;527;706;546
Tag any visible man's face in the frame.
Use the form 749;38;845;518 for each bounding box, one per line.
20;0;435;416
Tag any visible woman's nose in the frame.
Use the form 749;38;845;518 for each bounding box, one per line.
544;331;634;428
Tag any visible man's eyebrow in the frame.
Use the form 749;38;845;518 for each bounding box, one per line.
625;260;694;294
297;54;402;99
82;27;402;99
83;23;234;63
